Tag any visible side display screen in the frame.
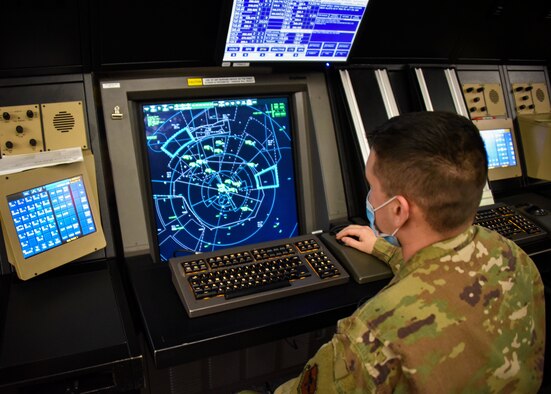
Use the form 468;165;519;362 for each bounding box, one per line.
7;175;97;259
480;128;518;169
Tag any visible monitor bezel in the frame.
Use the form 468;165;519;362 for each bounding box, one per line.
136;93;303;262
473;118;522;181
97;70;346;259
0;160;106;280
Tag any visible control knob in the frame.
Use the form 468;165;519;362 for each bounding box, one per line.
29;138;37;147
2;112;9;120
26;110;34;118
16;125;24;134
5;141;13;149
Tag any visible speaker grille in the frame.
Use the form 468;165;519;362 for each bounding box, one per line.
489;89;499;104
536;88;546;103
53;111;75;132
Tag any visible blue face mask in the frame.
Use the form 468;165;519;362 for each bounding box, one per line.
366;191;402;246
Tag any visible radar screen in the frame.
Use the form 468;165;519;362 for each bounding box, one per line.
141;96;299;261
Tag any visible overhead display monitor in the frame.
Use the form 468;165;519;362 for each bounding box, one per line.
223;0;370;63
141;96;300;261
0;160;106;280
473;119;522;181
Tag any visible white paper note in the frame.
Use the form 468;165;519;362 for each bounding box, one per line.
0;147;84;176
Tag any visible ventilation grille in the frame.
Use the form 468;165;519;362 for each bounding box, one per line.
53;111;75;132
535;88;546;103
489;89;500;104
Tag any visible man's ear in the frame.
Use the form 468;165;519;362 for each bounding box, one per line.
393;195;410;227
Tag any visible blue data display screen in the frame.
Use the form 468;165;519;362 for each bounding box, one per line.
480;128;518;169
142;97;300;261
223;0;369;62
7;176;97;259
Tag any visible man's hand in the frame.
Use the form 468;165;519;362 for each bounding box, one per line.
336;225;377;254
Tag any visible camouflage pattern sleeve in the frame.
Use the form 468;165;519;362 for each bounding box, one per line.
274;314;403;394
371;238;403;275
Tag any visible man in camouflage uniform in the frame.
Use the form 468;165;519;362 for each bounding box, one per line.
275;111;545;393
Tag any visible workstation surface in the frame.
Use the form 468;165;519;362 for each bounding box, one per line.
0;260;143;392
125;253;389;369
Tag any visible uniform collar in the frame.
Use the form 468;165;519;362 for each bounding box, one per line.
394;226;477;281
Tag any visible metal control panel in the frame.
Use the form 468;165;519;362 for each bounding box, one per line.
462;83;506;118
512;83;551;115
0;105;43;156
0;101;87;156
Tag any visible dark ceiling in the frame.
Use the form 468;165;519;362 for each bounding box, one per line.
0;0;549;78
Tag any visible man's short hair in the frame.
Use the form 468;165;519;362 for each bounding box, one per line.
369;111;488;232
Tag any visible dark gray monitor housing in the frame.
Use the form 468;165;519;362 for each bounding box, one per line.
99;67;347;260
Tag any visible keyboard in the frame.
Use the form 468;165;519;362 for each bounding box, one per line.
169;234;349;317
474;203;547;244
